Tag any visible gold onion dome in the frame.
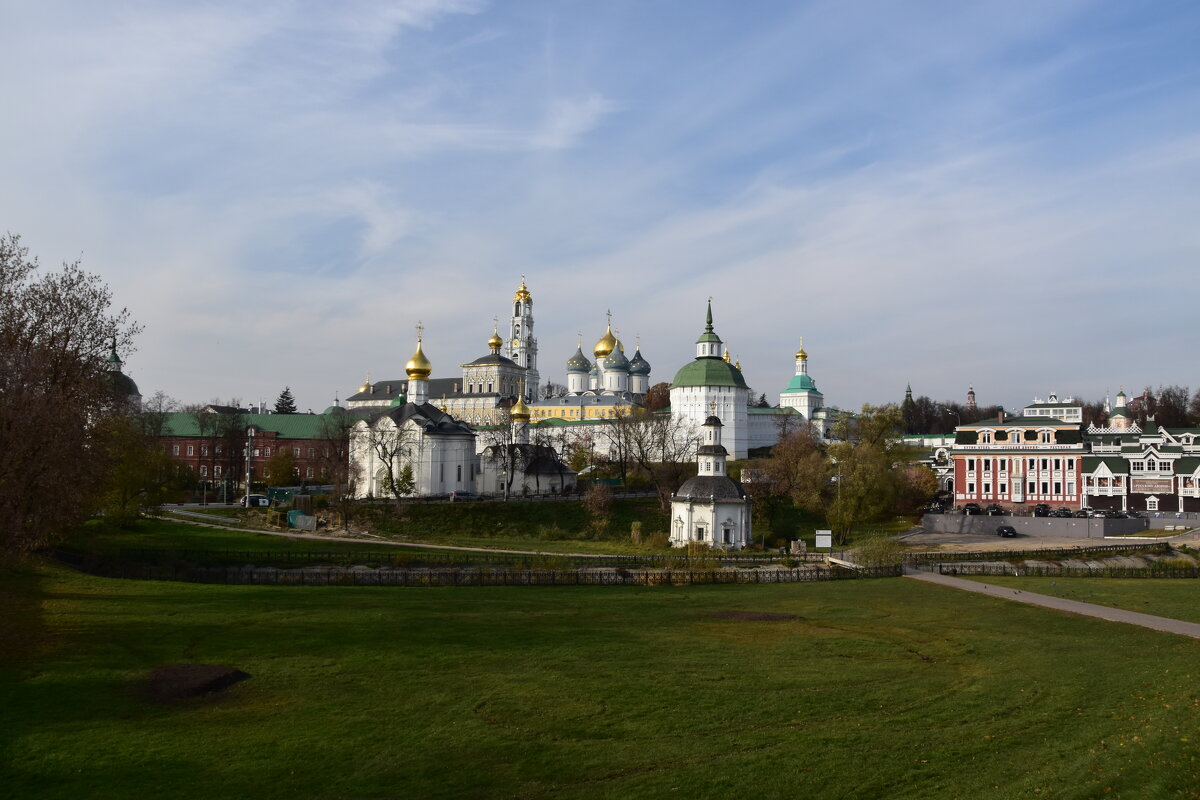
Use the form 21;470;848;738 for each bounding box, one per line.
593;324;617;359
722;348;731;363
487;329;503;350
514;278;531;302
795;336;807;361
405;339;432;379
510;395;531;420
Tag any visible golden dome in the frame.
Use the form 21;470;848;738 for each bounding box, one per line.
593;324;617;359
514;277;531;303
405;338;432;380
722;348;731;363
735;357;742;371
510;395;531;421
487;329;503;350
795;336;808;361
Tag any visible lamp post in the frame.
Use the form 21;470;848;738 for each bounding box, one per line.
943;408;961;430
244;426;254;507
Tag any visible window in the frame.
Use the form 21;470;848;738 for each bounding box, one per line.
1147;497;1159;512
1040;459;1048;471
999;459;1007;473
1067;461;1075;472
216;446;223;455
187;445;194;456
293;447;300;458
1054;482;1061;494
1028;482;1036;494
1146;459;1156;471
200;466;208;477
264;447;271;457
967;458;976;471
253;448;261;457
457;464;462;482
1040;431;1052;444
1053;458;1061;470
293;467;300;476
1132;461;1144;472
1028;458;1036;469
306;467;313;478
999;484;1007;494
967;482;976;494
308;448;315;458
980;431;992;444
1041;482;1049;494
695;527;705;541
201;446;208;456
214;466;222;477
172;445;180;455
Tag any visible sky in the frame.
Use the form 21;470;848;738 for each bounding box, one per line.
3;0;1199;414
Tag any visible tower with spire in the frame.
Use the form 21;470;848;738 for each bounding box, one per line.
670;412;752;549
504;277;539;401
778;336;823;426
669;300;750;459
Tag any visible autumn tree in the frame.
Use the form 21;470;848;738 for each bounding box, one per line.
0;234;140;554
264;448;297;487
626;410;700;510
825;404;908;544
643;382;671;412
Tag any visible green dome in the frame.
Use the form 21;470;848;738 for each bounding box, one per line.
670;357;747;389
604;345;630;371
389;395;407;408
782;374;822;394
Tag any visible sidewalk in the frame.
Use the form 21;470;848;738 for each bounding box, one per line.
904;566;1200;640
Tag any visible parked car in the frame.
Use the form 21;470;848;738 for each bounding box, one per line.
984;503;1006;516
1051;508;1074;518
1074;508;1092;518
235;494;270;507
961;503;983;515
1033;504;1051;518
996;525;1018;537
923;503;945;515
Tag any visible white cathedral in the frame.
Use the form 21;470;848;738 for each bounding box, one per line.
345;279;833;498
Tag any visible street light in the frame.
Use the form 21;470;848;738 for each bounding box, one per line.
244;426;254;507
943;408;961;429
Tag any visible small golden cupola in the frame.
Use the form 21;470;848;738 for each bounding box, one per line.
795;336;807;362
359;371;371;394
487;325;503;353
722;348;731;363
405;334;432;380
510;395;531;421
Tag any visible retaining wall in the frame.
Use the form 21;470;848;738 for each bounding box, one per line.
921;514;1146;538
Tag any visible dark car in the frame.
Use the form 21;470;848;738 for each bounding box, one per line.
984;503;1006;516
923;503;945;515
962;503;983;515
996;525;1018;537
1033;504;1051;518
1074;508;1092;518
1051;508;1074;518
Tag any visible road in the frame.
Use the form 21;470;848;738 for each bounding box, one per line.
904;566;1200;640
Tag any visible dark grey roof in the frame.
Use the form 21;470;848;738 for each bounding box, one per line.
674;475;747;501
465;353;520;368
696;444;728;457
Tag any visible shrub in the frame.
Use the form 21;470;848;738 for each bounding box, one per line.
630;521;643;546
851;535;904;567
645;532;671;550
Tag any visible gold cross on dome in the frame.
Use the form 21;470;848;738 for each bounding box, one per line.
416;320;424;341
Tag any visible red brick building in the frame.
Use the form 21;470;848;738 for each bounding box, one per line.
950;412;1085;510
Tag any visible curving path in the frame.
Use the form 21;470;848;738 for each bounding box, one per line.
904;566;1200;640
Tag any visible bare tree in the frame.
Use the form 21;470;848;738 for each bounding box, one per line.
357;413;417;501
627;410;700;510
0;234;140;554
478;411;519;499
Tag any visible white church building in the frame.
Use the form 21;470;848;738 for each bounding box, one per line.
670;413;753;549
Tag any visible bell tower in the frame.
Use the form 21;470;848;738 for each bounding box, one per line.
505;276;539;401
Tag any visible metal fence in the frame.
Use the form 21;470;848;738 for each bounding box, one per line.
97;546;813;570
938;562;1199;579
905;541;1171;566
52;551;900;587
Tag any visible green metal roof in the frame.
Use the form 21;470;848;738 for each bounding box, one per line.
162;412;347;439
781;373;821;394
670;357;748;389
1082;456;1127;473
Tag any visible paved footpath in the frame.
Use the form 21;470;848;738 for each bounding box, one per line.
905;566;1200;641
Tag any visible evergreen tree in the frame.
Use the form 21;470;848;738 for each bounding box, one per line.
274;386;297;414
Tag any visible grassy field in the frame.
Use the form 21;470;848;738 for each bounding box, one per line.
973;576;1200;624
4;563;1200;799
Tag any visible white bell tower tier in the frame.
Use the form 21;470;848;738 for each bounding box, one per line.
505;277;539;401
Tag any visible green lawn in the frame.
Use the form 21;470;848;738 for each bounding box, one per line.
973;576;1200;625
3;564;1200;799
63;519;413;555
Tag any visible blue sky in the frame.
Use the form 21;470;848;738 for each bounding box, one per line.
3;1;1199;413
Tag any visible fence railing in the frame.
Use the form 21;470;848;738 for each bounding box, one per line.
50;551;901;587
80;546;809;571
905;541;1171;566
938;562;1199;579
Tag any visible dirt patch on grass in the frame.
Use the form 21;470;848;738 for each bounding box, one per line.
706;610;799;622
147;664;250;701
